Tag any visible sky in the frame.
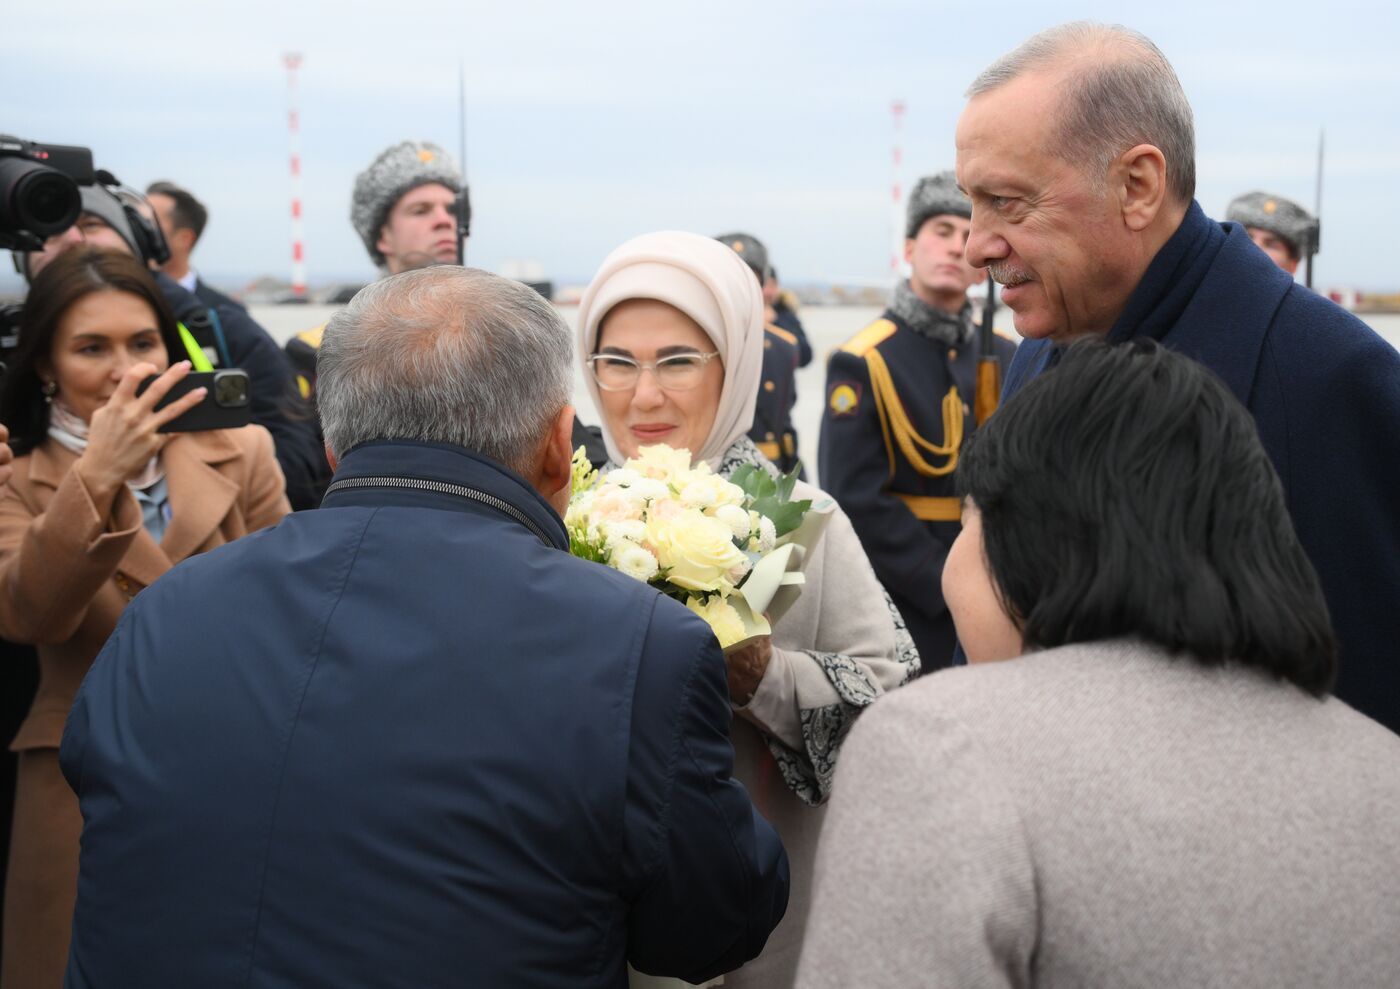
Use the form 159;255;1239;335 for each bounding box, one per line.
5;0;1398;293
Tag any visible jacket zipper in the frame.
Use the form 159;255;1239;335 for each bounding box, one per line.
324;475;553;547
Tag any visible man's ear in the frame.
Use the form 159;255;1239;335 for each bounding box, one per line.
325;444;338;473
536;405;576;517
1116;143;1169;232
902;238;916;264
175;228;197;255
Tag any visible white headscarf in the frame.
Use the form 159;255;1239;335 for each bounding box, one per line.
577;231;765;468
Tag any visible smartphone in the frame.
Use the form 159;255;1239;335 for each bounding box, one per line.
136;369;252;433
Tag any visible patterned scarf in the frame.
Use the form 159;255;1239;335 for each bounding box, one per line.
889;278;974;346
48;399;165;491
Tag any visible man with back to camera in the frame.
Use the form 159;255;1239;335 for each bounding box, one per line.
1225;190;1318;276
954;21;1400;732
818;172;1017;673
15;179;325;510
60;266;789;988
144;179;248;311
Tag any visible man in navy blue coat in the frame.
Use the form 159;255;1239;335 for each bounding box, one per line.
956;23;1400;733
60;266;789;988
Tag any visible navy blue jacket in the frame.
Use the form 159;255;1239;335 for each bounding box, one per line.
1004;202;1400;733
61;441;788;988
821;312;1015;672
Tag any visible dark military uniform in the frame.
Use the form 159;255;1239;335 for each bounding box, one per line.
750;323;802;474
771;295;812;367
819;311;1016;672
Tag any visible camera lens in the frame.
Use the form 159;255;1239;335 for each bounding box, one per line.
213;372;250;408
0;158;81;239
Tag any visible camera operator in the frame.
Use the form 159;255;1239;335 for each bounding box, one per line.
16;181;325;510
0;248;290;988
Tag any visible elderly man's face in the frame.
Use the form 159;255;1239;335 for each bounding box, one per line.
956;71;1142;342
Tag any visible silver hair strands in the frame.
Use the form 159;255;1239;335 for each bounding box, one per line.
967;22;1196;205
316;267;573;474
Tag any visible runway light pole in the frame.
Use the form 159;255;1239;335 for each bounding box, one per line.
284;52;307;299
890;100;907;282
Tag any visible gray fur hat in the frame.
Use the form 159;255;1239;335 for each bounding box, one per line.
1225;191;1318;258
715;232;768;281
351;140;462;265
906;171;971;237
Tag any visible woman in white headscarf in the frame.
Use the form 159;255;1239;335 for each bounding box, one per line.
578;231;919;988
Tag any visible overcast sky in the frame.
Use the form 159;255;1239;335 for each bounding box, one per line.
5;0;1398;293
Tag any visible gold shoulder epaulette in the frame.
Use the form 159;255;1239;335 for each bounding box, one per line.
766;324;798;347
295;324;326;349
839;318;898;357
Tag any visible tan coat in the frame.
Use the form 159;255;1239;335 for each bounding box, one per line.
0;426;289;989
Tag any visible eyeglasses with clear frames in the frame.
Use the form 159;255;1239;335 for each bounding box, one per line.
587;351;721;392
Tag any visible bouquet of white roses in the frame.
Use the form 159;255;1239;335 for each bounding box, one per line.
566;444;825;651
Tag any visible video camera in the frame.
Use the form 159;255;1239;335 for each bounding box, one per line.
0;135;95;253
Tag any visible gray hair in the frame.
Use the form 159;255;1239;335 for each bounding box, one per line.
317;266;573;473
967;22;1196;205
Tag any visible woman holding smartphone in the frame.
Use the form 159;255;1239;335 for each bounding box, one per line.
0;248;290;989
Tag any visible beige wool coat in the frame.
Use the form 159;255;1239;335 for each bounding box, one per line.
0;426;289;989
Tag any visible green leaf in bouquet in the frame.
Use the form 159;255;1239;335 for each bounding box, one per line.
762;498;812;537
728;464;777;502
775;465;800;502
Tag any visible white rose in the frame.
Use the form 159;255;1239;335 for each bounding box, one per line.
648;509;750;592
680;473;746;512
606;467;642;487
610;540;660;582
631;478;670;503
714;504;752;541
629;444;694;480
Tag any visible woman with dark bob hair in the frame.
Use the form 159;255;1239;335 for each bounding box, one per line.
0;248;290;988
797;340;1400;989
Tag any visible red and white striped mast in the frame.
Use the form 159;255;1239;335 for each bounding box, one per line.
890;99;906;282
284;52;307;298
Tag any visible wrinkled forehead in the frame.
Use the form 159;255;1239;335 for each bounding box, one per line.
955;71;1067;187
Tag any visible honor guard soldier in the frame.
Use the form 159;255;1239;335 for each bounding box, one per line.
286;140;607;494
764;264;813;367
286;139;465;404
819;171;1016;671
716;232;804;473
1225;191;1319;277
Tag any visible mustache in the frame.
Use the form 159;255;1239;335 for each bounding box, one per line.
987;262;1033;287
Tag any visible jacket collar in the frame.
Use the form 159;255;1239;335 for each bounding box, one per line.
1108;200;1225;347
323;440;568;551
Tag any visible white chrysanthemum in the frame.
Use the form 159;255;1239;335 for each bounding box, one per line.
602;519;647;549
611;540;660;582
714;504;752;541
758;516;777;553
